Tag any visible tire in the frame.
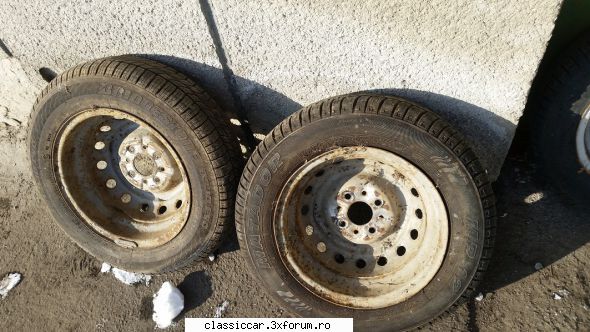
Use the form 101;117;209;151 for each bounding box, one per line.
236;94;496;331
531;32;590;202
29;55;241;273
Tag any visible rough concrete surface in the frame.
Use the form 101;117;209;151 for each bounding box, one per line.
0;0;561;178
0;44;589;331
0;110;588;331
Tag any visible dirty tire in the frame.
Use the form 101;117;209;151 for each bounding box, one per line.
531;31;590;202
29;55;241;273
236;94;496;331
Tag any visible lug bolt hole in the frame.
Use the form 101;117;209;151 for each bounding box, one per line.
397;246;406;256
176;200;182;209
338;221;347;228
411;188;419;197
158;167;165;172
353;230;359;234
377;256;388;266
410;229;419;240
368;227;376;233
334;254;345;264
158;206;167;215
356;259;366;269
344;193;352;200
374;199;382;206
301;205;309;216
415;209;423;219
361;191;367;196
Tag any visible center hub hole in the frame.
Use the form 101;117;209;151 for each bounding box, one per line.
347;202;373;225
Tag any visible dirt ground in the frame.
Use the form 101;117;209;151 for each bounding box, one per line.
0;113;589;331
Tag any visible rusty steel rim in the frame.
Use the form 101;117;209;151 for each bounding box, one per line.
576;104;590;172
274;147;449;309
55;108;190;249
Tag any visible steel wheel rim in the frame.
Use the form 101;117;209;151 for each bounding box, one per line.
576;104;590;172
274;147;449;309
55;108;191;249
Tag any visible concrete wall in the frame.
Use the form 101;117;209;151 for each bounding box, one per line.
0;0;562;178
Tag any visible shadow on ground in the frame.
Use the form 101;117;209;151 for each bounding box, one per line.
145;55;588;298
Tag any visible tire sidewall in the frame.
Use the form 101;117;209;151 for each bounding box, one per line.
240;114;485;331
30;76;218;272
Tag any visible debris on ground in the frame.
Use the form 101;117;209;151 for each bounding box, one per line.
208;253;216;262
553;293;562;300
153;282;184;329
475;293;484;302
214;300;230;318
500;213;508;218
100;263;111;273
100;263;151;285
555;289;570;298
0;272;21;299
534;262;543;270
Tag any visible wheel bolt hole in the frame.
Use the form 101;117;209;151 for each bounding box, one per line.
356;259;366;269
368;227;376;234
410;229;419;240
176;200;182;209
158;206;167;215
140;204;149;213
411;188;419;197
96;161;107;170
344;193;352;200
397;246;406;256
158;167;165;172
361;191;367;196
374;199;382;206
334;254;345;264
304;186;312;195
105;179;116;189
301;205;309;216
353;229;359;234
338;220;347;228
377;256;388;266
415;209;423;219
347;202;373;225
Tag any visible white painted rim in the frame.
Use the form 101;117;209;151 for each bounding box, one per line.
56;108;190;248
274;147;449;309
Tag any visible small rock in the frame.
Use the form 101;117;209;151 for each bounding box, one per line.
553;293;562;300
475;293;484;302
0;272;21;299
214;300;230;318
208;254;216;262
534;262;543;271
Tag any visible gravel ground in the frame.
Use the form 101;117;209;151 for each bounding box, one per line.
0;109;589;331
